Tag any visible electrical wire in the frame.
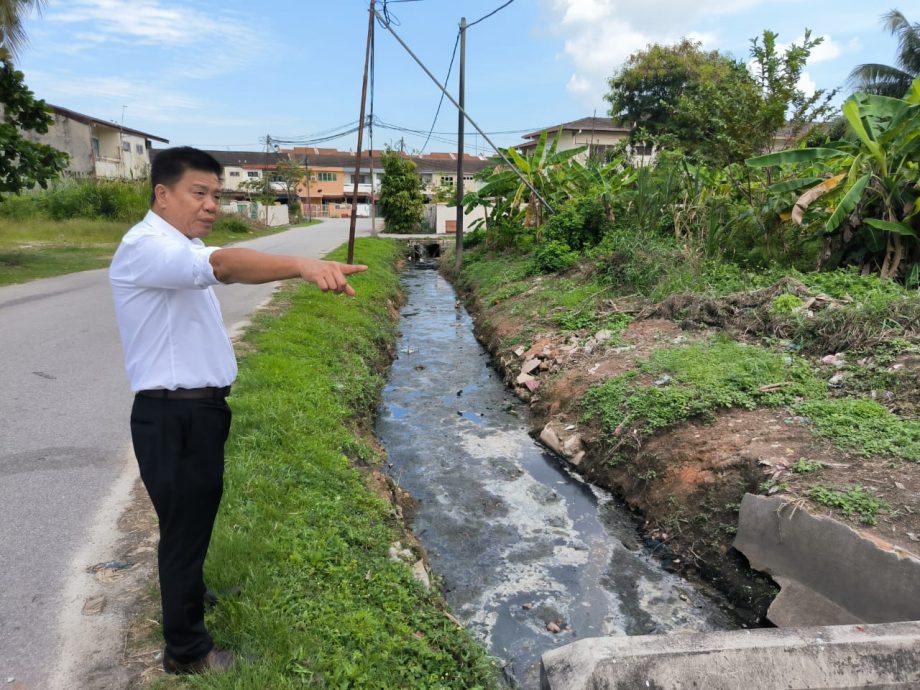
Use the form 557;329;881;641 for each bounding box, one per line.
420;29;459;153
467;0;516;29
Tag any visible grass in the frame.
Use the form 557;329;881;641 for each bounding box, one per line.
794;399;920;462
0;216;315;286
581;337;824;439
806;485;889;525
152;237;498;689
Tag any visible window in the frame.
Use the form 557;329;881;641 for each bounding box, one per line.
122;140;131;152
441;176;455;186
135;143;144;154
229;171;240;177
463;175;474;182
632;144;653;156
91;138;100;159
318;172;337;182
247;171;260;178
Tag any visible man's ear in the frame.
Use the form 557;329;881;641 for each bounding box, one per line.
153;183;169;208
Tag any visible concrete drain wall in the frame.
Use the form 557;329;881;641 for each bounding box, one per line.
540;494;920;689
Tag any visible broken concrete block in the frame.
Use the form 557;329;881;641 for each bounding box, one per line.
521;358;542;375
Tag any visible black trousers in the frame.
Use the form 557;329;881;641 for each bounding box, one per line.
130;395;231;662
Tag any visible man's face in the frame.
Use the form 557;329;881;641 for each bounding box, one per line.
153;169;221;239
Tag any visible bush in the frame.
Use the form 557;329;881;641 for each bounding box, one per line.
212;215;252;234
545;196;609;251
533;239;578;274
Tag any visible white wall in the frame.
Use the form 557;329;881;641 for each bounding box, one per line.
424;203;487;234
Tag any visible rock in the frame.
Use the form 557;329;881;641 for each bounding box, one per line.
821;354;846;367
569;451;585;466
522;602;534;610
521;358;542;375
411;559;431;591
828;373;844;388
546;622;561;633
595;329;613;342
82;594;106;615
654;374;672;386
525;379;542;392
524;338;553;360
513;346;526;358
517;372;536;385
562;434;584;457
540;425;565;456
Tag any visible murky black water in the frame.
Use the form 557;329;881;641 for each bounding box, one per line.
376;265;736;686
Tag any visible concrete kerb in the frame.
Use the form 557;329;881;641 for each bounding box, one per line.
539;620;920;690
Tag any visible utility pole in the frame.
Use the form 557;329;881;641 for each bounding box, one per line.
348;0;374;264
455;17;466;269
304;154;312;222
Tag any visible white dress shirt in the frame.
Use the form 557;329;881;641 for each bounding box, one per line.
109;210;237;392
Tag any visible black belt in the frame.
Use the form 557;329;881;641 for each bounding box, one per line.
136;386;231;400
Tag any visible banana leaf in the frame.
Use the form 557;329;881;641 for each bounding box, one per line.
746;148;843;167
824;173;870;233
864;217;918;237
792;174;846;225
768;177;823;194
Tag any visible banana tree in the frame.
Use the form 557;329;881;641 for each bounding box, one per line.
747;76;920;279
476;129;586;231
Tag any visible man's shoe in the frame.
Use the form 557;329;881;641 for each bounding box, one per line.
204;586;242;609
163;647;236;675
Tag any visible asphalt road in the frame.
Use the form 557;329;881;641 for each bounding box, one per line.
0;217;375;688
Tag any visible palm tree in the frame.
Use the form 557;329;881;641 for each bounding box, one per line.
0;0;44;62
849;10;920;97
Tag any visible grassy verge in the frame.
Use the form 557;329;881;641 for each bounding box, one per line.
0;217;318;286
152;237;497;689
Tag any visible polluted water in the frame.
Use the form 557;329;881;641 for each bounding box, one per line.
376;258;737;687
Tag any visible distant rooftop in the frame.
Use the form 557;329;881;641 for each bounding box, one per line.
49;104;169;143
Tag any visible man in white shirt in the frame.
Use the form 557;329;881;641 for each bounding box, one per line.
110;147;366;675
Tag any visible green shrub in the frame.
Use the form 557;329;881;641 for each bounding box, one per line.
533;239;578;274
770;293;805;315
212;215;252;234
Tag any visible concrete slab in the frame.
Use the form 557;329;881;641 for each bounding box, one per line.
539;620;920;690
733;494;920;626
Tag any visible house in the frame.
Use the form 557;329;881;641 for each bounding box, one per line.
26;104;169;179
516;116;654;164
186;147;491;233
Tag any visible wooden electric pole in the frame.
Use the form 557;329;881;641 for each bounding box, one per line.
454;17;466;269
348;0;375;264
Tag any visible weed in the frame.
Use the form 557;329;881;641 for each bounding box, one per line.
769;293;804;315
794;399;920;461
806;485;889;525
582;338;824;438
791;458;823;473
759;478;789;494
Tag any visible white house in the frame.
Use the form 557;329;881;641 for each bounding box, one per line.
27;105;168;179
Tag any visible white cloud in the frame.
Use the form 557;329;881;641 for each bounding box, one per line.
44;0;262;78
545;0;772;107
798;71;817;97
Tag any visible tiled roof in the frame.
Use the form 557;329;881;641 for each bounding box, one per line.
152;148;493;175
521;117;630;140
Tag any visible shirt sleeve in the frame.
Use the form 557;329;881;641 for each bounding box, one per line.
123;233;221;290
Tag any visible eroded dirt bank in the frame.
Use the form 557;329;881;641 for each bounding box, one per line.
444;261;920;625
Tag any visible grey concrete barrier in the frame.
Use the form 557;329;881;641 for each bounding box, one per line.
540;620;920;690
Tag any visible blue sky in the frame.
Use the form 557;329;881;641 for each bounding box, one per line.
18;0;920;154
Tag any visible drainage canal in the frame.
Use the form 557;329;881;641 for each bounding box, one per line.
376;262;738;686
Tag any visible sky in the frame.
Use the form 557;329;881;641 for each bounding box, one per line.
17;0;920;155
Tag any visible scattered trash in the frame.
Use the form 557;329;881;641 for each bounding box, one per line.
522;602;533;610
654;374;672;387
821;353;846;367
545;622;561;633
82;594;106;615
827;373;844;388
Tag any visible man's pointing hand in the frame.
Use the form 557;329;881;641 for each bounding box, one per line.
299;258;368;297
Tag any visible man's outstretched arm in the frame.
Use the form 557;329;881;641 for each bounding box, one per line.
210;248;368;296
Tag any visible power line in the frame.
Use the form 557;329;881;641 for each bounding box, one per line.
420;29;459;153
467;0;516;29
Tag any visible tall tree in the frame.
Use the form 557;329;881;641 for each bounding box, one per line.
606;31;835;167
377;150;423;234
0;59;68;196
0;0;44;62
849;10;920;97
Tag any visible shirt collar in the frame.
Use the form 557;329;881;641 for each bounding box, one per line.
144;210;205;246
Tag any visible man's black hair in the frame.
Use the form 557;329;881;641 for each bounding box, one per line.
150;147;222;205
